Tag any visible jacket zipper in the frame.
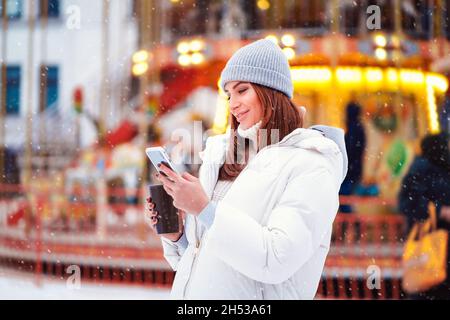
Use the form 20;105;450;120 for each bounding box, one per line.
182;215;201;298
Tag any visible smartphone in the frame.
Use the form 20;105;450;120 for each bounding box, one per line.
145;146;180;176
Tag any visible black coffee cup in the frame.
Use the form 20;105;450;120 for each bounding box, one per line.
148;184;180;234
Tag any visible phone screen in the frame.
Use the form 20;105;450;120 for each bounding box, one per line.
147;149;177;174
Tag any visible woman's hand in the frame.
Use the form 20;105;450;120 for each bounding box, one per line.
156;164;209;216
144;196;185;242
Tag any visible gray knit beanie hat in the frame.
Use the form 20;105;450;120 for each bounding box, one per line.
220;39;293;99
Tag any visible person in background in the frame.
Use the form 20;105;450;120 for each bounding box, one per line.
339;101;366;213
399;132;450;300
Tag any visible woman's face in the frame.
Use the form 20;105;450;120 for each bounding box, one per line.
224;81;263;130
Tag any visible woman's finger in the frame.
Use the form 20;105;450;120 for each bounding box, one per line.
158;163;180;182
144;213;153;225
181;172;197;182
157;172;177;189
145;209;158;218
152;211;160;219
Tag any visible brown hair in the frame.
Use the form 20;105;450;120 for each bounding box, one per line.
218;83;303;181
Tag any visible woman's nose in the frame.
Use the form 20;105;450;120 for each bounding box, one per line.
229;98;240;114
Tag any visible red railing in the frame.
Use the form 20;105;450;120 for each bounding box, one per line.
0;183;406;299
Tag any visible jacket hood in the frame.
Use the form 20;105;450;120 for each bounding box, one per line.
306;125;348;181
200;125;348;182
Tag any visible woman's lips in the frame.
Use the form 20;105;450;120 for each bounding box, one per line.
236;110;249;121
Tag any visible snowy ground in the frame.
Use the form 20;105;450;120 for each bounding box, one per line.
0;269;171;300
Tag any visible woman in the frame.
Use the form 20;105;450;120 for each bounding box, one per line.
145;39;348;299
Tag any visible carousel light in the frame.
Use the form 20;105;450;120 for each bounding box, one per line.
132;50;149;64
386;68;398;85
400;70;424;86
365;68;383;83
257;0;270;10
191;52;205;65
178;54;191;66
425;73;448;133
426;74;449;93
265;34;278;45
177;39;208;66
291;67;332;83
375;48;387;60
374;34;387;47
281;34;296;47
336;68;362;84
177;41;190;54
426;83;440;133
132;62;148;76
365;68;383;90
132;50;149;76
282;47;296;60
215;65;448;134
190;39;204;52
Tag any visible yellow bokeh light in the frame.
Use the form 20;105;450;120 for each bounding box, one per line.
365;68;383;90
365;68;383;82
400;70;424;85
291;67;332;84
177;41;190;54
386;68;398;84
336;68;363;84
426;83;440;133
375;48;387;60
132;62;148;76
265;34;278;45
257;0;270;10
191;52;205;65
190;39;204;52
132;50;149;64
374;34;387;47
178;54;191;66
281;34;296;47
282;47;296;60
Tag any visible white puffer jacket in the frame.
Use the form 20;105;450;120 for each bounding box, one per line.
161;125;348;299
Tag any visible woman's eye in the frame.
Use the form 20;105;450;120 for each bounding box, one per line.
238;88;247;94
